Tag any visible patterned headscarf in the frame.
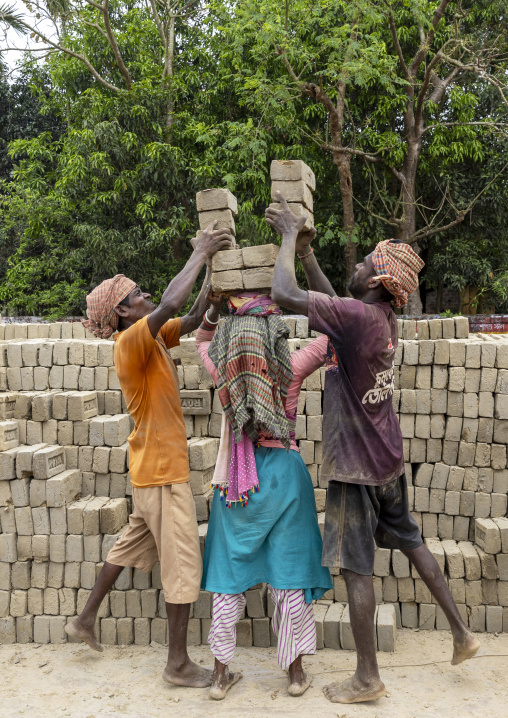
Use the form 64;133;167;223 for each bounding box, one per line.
371;240;425;308
228;292;282;317
82;274;136;339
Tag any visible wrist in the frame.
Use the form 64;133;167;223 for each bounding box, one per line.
202;308;220;329
193;245;208;262
281;229;298;243
207;306;221;321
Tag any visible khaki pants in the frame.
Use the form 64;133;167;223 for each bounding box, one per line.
107;482;202;604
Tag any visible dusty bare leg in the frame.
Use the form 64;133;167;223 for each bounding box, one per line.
323;570;386;704
403;544;480;664
209;658;242;700
65;561;123;651
162;602;213;688
287;654;312;697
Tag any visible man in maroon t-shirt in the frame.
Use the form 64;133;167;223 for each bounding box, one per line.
266;193;480;705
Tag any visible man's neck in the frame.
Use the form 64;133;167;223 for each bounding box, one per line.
357;289;392;305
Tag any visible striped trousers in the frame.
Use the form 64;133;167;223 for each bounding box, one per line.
208;586;316;670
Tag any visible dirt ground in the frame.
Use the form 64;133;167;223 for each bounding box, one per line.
1;630;507;718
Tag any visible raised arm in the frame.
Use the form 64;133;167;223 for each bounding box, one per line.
147;223;232;339
179;266;212;337
296;230;337;298
266;192;309;316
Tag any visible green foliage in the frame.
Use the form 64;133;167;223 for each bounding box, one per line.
0;0;507;316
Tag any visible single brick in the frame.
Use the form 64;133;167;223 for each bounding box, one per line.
242;243;280;268
0;421;19;451
32;446;66;480
270;159;316;190
180;390;212;416
323;602;343;649
475;518;501;554
196;187;238;213
45;469;81;508
100;498;128;534
271;180;313;211
242;266;274;291
67;391;99;421
102;414;131;447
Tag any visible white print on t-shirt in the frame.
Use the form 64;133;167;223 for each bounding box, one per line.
362;366;395;405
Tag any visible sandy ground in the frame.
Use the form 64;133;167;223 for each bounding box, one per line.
1;630;507;718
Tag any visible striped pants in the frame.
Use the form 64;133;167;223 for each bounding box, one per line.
208;586;316;670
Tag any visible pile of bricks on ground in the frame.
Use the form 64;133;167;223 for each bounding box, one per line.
0;314;507;650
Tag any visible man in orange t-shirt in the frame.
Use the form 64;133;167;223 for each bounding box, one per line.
66;223;231;689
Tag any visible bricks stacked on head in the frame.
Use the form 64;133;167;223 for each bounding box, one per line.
195;188;241;294
210;160;317;295
211;243;281;294
196;188;238;248
269;159;315;233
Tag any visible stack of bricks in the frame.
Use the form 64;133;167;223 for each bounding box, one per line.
200;185;283;295
269;159;315;233
0;314;507;647
207;160;315;294
211;243;281;294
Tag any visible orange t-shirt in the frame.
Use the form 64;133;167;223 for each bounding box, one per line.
113;315;189;488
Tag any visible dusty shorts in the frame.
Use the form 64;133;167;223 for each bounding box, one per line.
322;475;422;576
106;482;202;604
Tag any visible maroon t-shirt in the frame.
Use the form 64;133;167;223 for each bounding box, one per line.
308;292;404;486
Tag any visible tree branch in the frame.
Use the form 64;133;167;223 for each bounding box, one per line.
277;47;338;125
409;158;508;241
414;39;457;123
409;212;465;241
322;144;387;163
422;120;508;134
148;0;166;47
101;0;132;90
352;194;403;228
387;8;410;81
409;0;450;77
428;65;460;104
15;20;122;93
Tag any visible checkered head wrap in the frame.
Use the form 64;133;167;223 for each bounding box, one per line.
371;240;425;308
82;274;136;339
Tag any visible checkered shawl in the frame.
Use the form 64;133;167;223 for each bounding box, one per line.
82;274;136;339
372;240;425;308
208;314;293;449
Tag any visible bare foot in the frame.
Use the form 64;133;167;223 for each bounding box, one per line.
209;665;243;700
65;618;103;652
323;675;386;704
288;670;312;697
451;631;481;665
163;659;213;688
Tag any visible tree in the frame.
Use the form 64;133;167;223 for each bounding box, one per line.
1;0;507;317
0;1;251;315
0;63;64;182
206;0;508;310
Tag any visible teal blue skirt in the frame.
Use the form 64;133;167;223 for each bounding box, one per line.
202;446;333;603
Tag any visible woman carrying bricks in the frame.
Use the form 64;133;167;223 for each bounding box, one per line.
196;291;333;700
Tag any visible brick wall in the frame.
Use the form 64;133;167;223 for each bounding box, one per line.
0;316;506;648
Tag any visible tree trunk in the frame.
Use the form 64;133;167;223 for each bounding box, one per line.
165;16;175;131
399;135;423;315
333;152;357;289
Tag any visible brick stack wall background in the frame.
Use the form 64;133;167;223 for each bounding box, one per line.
0;315;507;652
